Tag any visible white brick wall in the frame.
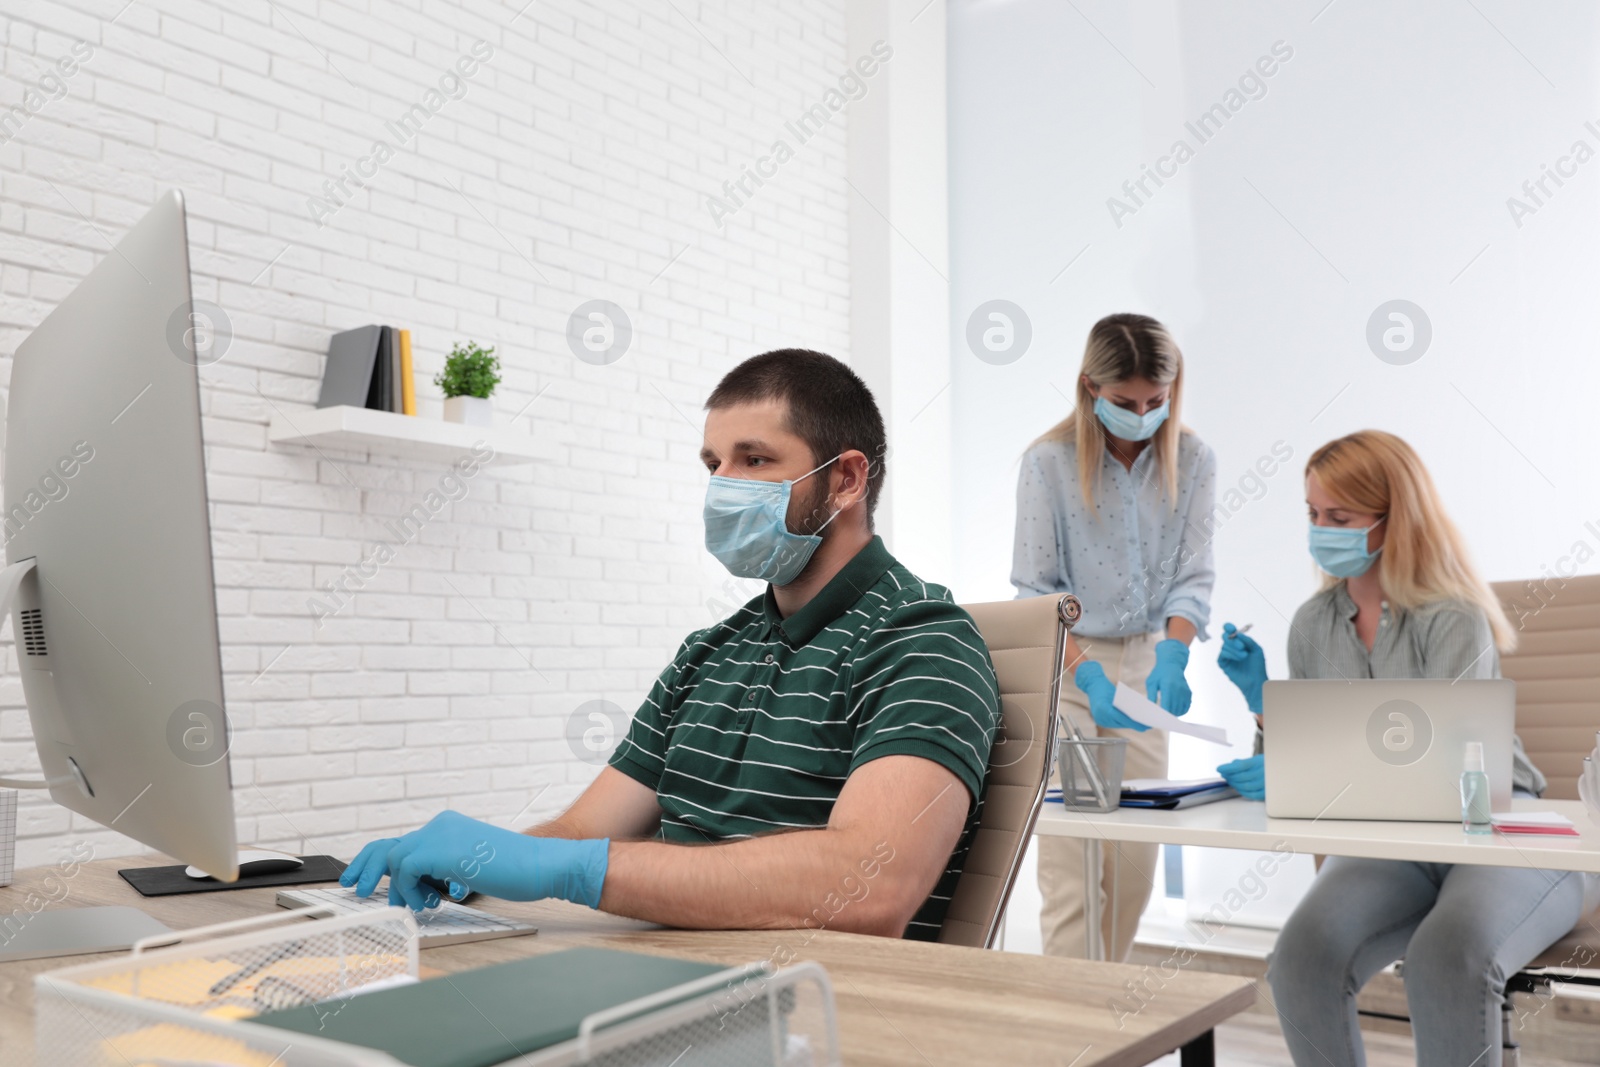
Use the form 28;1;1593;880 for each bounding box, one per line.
0;0;852;868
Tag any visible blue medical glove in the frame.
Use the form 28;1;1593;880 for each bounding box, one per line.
339;810;610;913
1217;754;1265;801
1145;638;1193;717
1074;660;1148;732
1216;622;1268;715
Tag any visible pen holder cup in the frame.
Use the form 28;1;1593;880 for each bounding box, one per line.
1057;736;1126;813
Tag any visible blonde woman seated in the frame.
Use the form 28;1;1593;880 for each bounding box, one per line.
1212;430;1599;1067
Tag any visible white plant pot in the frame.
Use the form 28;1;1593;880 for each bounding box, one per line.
443;396;493;426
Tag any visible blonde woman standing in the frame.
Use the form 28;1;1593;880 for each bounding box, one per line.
1012;313;1217;961
1213;431;1597;1066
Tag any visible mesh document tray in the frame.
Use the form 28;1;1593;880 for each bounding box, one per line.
35;906;840;1067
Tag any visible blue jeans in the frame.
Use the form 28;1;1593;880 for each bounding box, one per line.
1266;856;1586;1067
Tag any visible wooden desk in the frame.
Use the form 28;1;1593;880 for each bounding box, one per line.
0;857;1253;1066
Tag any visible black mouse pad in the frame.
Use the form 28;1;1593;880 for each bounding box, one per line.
118;855;347;897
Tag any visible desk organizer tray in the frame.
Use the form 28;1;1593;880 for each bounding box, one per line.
34;906;841;1067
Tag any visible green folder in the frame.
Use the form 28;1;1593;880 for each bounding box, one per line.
254;947;761;1067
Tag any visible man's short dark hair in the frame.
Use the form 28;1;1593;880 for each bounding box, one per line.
706;349;887;522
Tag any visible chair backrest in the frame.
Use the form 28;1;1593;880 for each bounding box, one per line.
937;593;1076;948
1491;573;1600;799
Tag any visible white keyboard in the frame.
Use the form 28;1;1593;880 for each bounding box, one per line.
276;886;538;947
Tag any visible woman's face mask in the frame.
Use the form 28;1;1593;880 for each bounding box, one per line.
1308;516;1386;578
1086;376;1170;443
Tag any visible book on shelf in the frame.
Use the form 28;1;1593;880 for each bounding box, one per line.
398;329;416;415
316;325;382;409
365;326;392;412
316;324;415;415
388;326;404;413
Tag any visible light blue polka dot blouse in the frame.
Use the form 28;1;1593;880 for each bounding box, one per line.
1010;430;1217;640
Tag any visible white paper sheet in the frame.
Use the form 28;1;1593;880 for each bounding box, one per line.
1113;683;1230;745
1489;811;1575;828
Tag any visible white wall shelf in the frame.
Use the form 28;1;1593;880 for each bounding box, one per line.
267;405;554;466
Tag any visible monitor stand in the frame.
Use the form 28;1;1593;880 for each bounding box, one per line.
0;906;174;963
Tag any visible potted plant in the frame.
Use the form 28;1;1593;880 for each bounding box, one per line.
435;341;501;426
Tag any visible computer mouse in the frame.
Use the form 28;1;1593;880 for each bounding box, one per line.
184;850;305;880
421;875;480;904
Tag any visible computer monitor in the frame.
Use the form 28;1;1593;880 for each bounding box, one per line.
3;190;237;900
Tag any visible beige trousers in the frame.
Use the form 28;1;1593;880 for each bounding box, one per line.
1037;631;1168;962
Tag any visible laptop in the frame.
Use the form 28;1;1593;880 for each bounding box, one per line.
1262;679;1515;821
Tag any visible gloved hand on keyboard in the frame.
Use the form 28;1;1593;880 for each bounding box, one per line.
1145;638;1193;717
339;810;610;913
1216;754;1266;801
1074;661;1147;732
1216;622;1268;715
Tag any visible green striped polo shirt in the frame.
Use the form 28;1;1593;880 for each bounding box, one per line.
609;535;999;940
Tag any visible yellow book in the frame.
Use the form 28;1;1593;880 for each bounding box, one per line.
398;329;416;415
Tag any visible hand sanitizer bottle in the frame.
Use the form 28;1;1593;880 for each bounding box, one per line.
1461;741;1491;834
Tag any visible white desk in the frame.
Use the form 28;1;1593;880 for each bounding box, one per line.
1036;797;1600;957
1036;796;1600;870
1037;796;1600;872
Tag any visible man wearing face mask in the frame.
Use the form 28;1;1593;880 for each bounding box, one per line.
340;349;1000;941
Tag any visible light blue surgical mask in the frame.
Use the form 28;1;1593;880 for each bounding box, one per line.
1308;517;1386;578
703;455;842;586
1093;395;1169;441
